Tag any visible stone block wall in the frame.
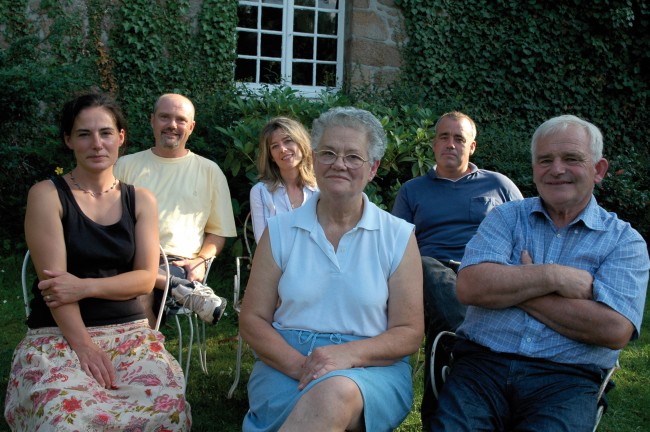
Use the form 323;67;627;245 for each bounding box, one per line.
345;0;407;89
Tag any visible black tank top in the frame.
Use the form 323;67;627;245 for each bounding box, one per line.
26;176;146;328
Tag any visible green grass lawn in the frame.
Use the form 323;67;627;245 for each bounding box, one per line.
0;252;648;431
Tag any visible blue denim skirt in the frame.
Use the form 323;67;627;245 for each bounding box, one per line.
243;328;413;432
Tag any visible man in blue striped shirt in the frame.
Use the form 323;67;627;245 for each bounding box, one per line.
431;115;649;431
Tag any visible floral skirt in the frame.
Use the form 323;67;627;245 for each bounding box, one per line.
4;320;191;431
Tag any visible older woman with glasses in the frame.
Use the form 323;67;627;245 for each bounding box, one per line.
240;107;423;432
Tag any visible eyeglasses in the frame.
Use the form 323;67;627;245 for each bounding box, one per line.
314;149;369;169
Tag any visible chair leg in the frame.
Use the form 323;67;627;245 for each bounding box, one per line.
196;318;208;375
227;333;245;399
174;314;184;377
185;313;194;382
412;345;425;378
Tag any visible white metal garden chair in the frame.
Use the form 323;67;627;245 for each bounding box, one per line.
164;254;215;382
429;331;620;431
21;245;170;332
228;212;253;399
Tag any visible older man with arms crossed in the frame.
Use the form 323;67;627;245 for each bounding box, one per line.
431;115;649;431
392;112;523;428
114;93;237;327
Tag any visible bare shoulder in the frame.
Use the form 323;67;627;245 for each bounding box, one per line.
133;186;157;207
133;186;158;226
29;178;56;194
25;179;62;227
27;179;58;205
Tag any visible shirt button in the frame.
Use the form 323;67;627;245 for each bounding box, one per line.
556;233;561;238
527;338;532;342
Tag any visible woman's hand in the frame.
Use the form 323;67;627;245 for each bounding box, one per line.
298;344;354;390
38;270;85;307
73;341;116;389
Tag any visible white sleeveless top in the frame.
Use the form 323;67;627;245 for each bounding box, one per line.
269;192;414;337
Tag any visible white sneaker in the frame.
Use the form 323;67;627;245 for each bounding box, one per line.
171;281;227;325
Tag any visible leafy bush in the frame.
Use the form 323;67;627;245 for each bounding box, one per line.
1;0;648;254
211;87;439;213
393;0;650;238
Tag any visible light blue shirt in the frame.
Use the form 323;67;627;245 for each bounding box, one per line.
268;192;414;337
457;196;649;368
249;181;318;244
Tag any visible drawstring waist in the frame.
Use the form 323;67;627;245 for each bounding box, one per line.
297;330;343;355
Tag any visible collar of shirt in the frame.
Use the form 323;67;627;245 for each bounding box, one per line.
529;195;606;231
429;162;479;182
291;191;380;234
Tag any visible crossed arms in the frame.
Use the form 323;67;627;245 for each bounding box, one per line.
456;252;634;350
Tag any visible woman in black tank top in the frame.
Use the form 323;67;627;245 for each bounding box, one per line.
4;93;190;430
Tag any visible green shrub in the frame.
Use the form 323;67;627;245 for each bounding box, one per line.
393;0;650;239
1;0;648;252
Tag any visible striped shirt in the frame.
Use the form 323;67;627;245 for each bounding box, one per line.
457;196;649;368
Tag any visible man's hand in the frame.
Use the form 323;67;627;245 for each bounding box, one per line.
172;257;207;282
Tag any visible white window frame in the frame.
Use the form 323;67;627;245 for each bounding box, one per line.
236;0;345;97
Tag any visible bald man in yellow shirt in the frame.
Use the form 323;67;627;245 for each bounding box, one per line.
115;93;236;327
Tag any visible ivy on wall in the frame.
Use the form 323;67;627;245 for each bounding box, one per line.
396;0;649;131
108;0;237;146
1;0;649;250
394;0;650;235
0;0;237;247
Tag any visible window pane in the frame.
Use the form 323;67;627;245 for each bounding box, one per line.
238;5;257;29
316;63;337;86
236;0;344;91
237;31;258;56
261;6;282;31
294;9;315;33
235;58;256;82
318;0;338;10
316;37;336;61
260;60;282;84
293;62;313;85
293;36;314;60
317;11;337;35
261;33;282;58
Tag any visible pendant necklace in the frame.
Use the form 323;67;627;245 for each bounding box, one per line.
69;172;118;197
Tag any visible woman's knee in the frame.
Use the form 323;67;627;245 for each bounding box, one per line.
307;376;362;406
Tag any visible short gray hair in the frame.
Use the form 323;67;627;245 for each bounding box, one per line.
311;107;387;163
530;115;603;163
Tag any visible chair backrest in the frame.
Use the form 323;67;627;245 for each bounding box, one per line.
233;212;254;314
243;211;253;258
21;250;33;318
155;245;171;331
22;246;169;331
203;256;215;284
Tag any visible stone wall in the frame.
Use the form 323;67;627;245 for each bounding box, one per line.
345;0;407;89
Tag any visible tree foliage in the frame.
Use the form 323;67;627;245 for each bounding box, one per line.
394;0;650;236
0;0;648;254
